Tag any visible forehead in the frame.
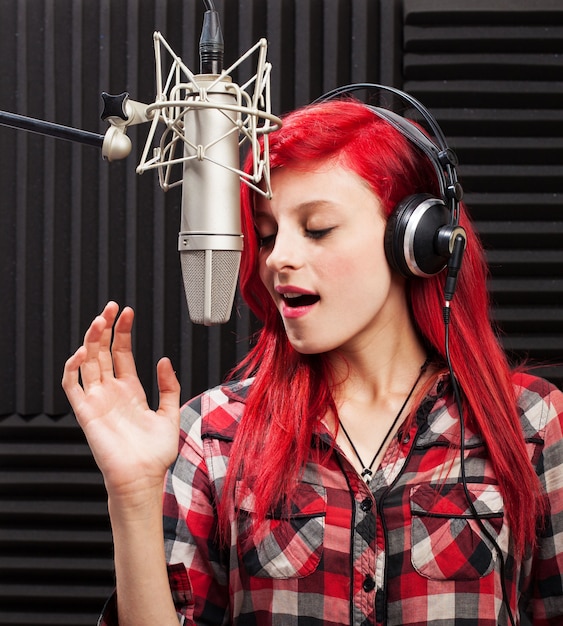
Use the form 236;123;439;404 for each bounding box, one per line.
254;162;378;219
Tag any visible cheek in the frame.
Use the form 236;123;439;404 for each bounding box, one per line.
258;256;274;292
323;241;388;282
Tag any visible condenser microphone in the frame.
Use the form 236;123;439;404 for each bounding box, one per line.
178;77;243;326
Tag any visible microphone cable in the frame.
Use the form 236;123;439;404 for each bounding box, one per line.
200;0;224;74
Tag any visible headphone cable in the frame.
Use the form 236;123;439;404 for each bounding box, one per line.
443;237;516;626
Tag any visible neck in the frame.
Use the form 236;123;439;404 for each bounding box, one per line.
323;317;433;479
337;355;431;481
327;325;428;406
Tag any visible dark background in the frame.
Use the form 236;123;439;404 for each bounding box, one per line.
0;0;561;623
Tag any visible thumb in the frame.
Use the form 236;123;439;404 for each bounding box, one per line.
156;357;181;418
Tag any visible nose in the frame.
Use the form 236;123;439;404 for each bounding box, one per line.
264;228;303;272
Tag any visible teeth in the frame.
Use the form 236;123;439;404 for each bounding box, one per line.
284;293;302;299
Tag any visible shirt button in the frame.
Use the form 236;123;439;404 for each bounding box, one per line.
363;576;376;592
403;433;411;444
360;498;372;512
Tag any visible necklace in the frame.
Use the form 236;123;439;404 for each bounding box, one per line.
338;358;430;482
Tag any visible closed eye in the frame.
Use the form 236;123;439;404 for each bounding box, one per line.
257;233;276;249
257;227;333;248
306;227;333;240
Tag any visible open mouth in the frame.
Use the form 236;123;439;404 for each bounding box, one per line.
283;294;320;308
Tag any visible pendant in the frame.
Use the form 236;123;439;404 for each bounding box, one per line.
361;468;373;482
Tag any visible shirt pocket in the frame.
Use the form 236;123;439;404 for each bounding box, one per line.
410;482;504;581
235;480;326;579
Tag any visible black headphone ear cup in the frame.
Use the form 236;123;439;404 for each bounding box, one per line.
384;194;451;278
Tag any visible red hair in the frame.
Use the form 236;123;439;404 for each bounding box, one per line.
220;99;542;553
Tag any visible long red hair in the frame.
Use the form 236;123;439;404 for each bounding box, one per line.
220;99;542;553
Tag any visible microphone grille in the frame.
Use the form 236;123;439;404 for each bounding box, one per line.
180;249;241;325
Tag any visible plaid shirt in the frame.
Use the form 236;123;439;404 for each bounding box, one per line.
100;372;563;625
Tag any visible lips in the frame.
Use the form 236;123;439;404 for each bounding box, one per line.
282;293;320;308
276;287;320;318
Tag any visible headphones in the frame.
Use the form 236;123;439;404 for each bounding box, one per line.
313;83;466;279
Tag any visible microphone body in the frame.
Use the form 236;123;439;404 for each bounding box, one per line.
178;75;243;326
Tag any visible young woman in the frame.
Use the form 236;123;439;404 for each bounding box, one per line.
62;97;563;625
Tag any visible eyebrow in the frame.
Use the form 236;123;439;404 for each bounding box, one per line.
254;199;338;219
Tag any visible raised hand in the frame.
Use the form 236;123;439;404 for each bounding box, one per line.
62;302;181;502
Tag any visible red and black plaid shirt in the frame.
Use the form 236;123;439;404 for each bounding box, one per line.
100;372;563;625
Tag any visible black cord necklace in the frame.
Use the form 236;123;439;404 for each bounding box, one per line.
339;358;430;482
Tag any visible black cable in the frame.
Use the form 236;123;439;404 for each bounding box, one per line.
199;0;224;74
444;295;517;626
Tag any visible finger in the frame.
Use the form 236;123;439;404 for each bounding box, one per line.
98;302;120;379
110;306;139;379
62;345;87;409
79;314;111;385
156;357;181;419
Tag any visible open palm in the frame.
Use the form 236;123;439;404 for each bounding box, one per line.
62;302;181;500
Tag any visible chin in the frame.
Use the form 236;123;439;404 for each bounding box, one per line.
286;336;337;356
291;345;321;356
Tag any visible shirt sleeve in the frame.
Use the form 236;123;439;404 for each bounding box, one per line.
162;397;230;625
526;379;563;625
96;563;194;626
97;396;230;626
